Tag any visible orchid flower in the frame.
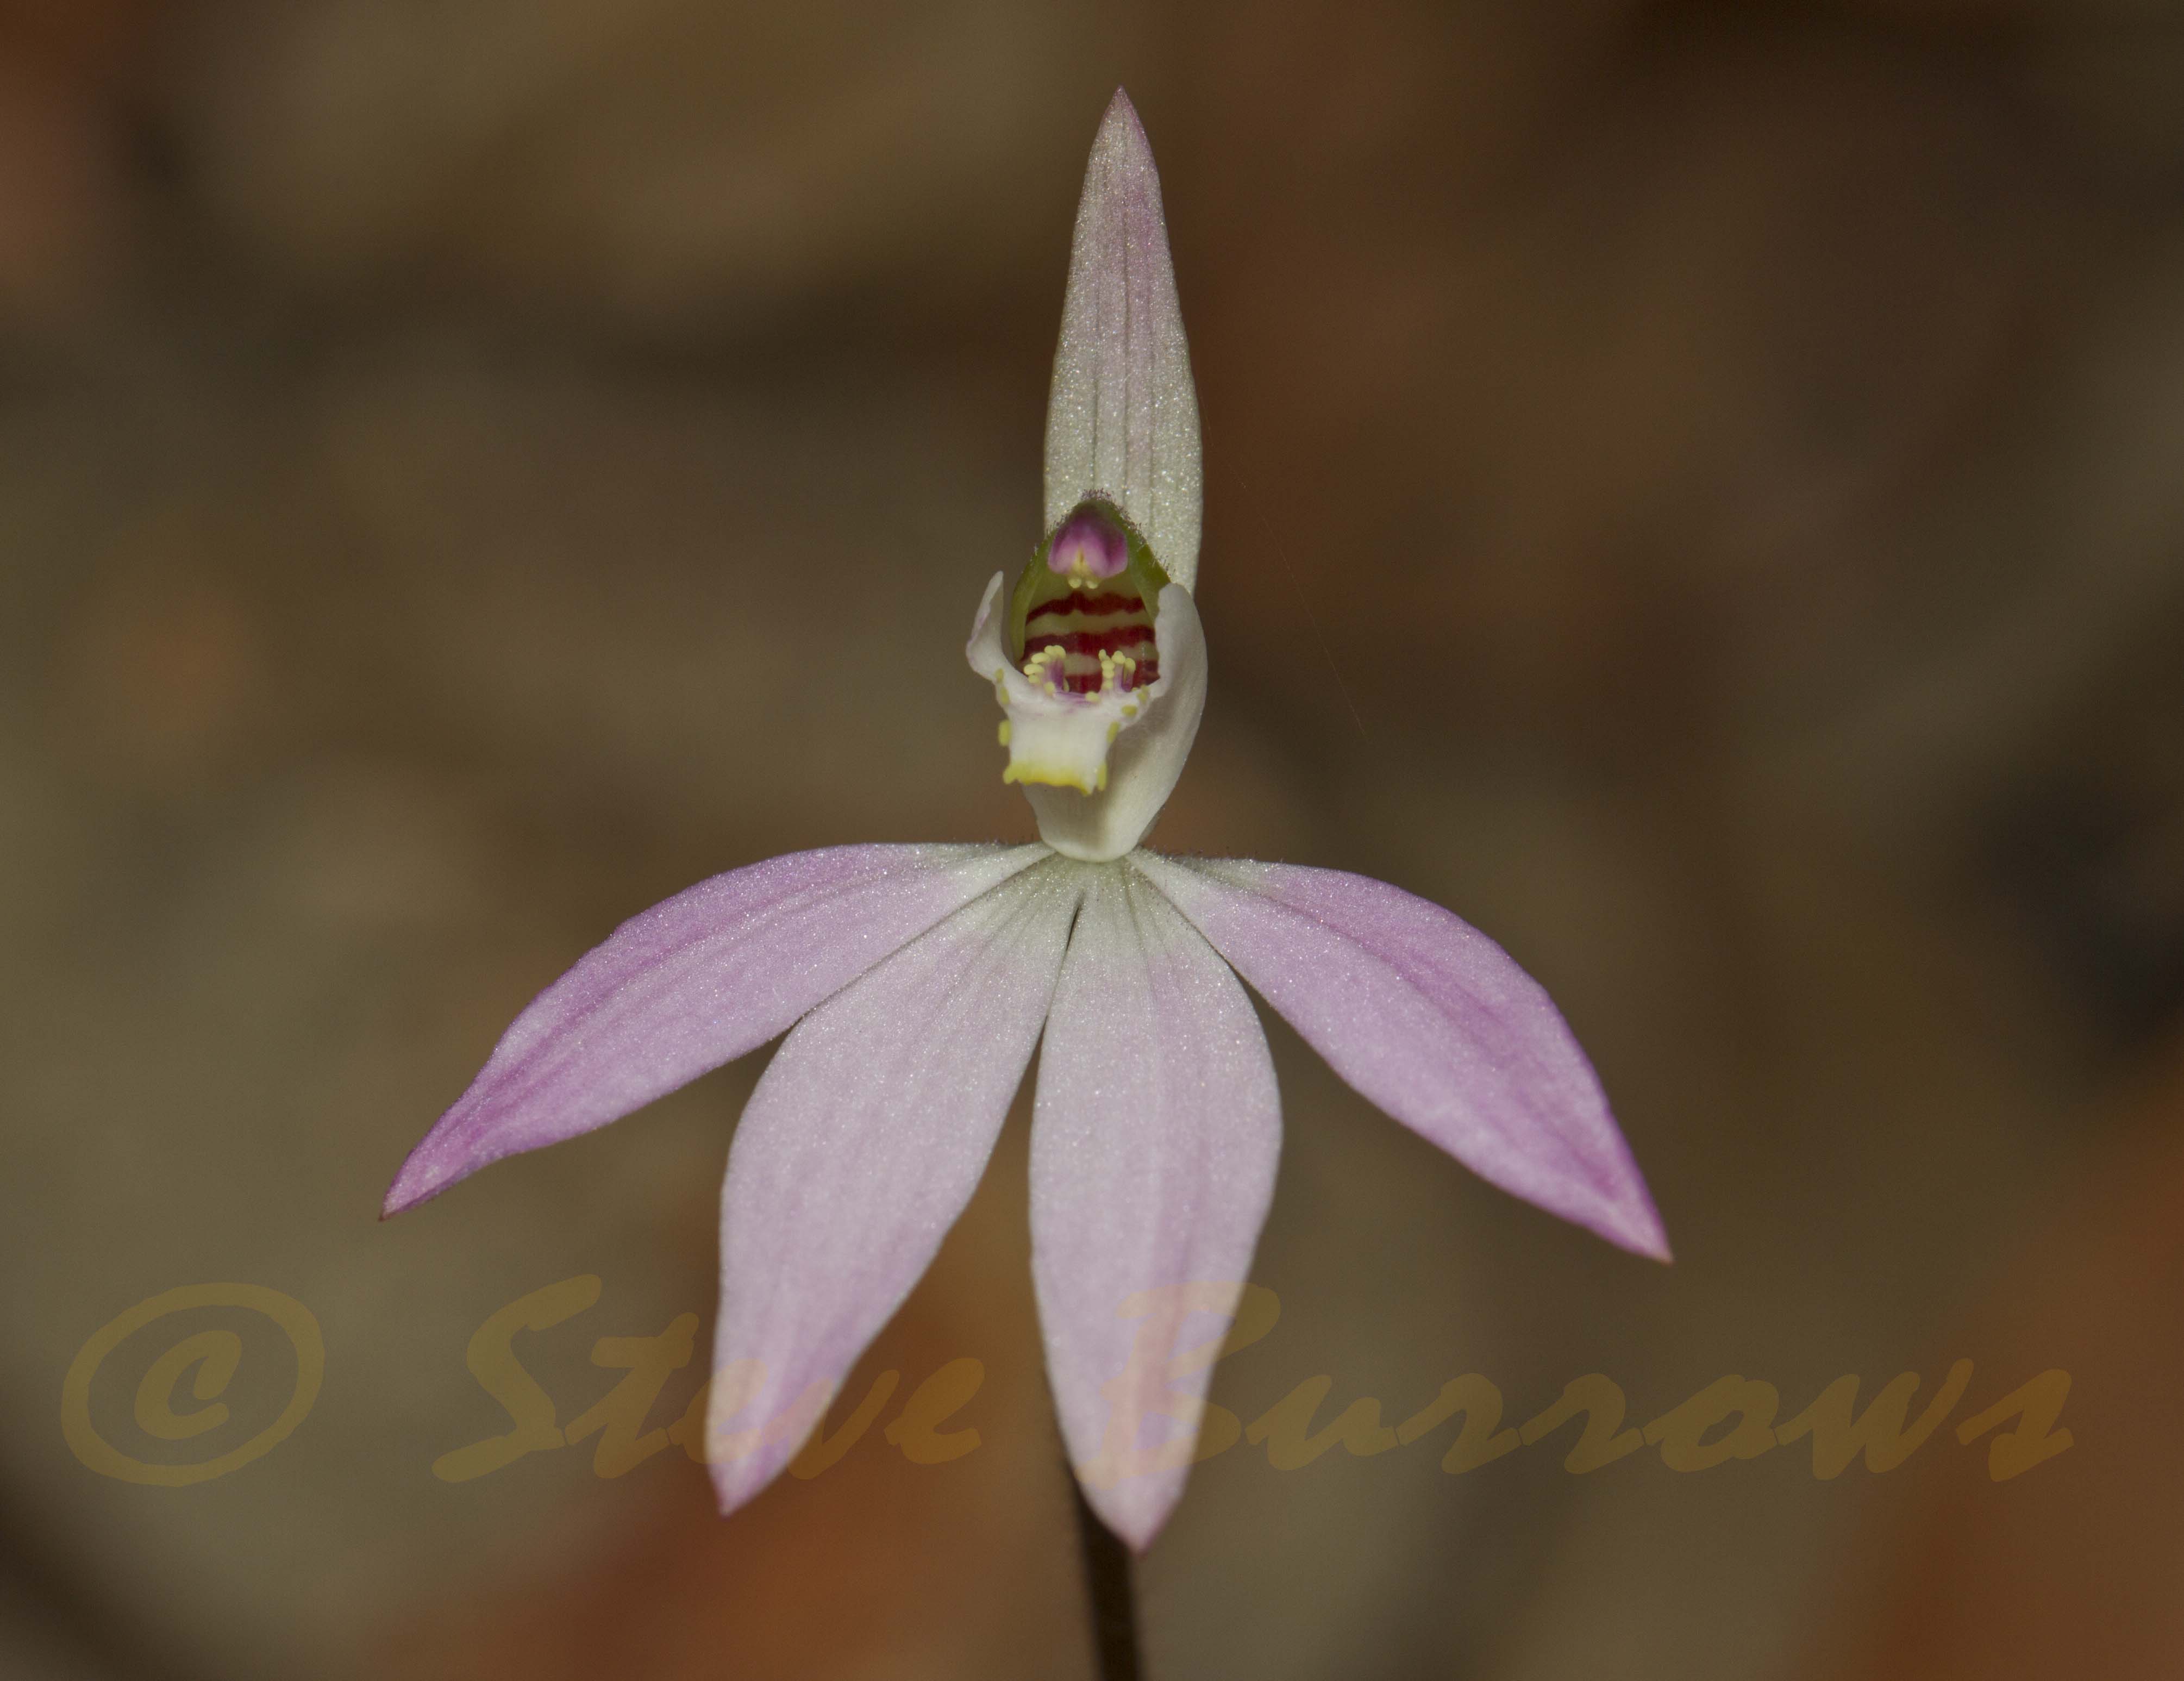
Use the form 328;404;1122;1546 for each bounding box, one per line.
384;90;1668;1552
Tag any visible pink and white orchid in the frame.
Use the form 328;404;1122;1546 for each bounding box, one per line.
385;90;1667;1551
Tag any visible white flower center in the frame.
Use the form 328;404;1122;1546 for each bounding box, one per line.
965;497;1207;860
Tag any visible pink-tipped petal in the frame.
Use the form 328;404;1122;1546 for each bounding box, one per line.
1135;855;1669;1261
1046;89;1203;590
385;843;1049;1214
1032;865;1280;1550
707;858;1084;1514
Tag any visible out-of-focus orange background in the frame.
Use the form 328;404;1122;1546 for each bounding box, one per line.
6;2;2182;1677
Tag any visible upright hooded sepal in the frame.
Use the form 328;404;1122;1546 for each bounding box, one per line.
1045;90;1203;593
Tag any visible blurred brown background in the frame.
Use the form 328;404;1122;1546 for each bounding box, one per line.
5;1;2183;1677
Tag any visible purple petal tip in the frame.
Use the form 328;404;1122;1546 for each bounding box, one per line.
1565;1167;1671;1264
380;1168;430;1220
381;1133;469;1219
1617;1208;1674;1265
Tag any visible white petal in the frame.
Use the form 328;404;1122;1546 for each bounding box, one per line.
706;858;1083;1513
1031;863;1280;1549
1046;90;1203;590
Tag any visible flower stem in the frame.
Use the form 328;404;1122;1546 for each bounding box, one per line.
1070;1477;1143;1680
